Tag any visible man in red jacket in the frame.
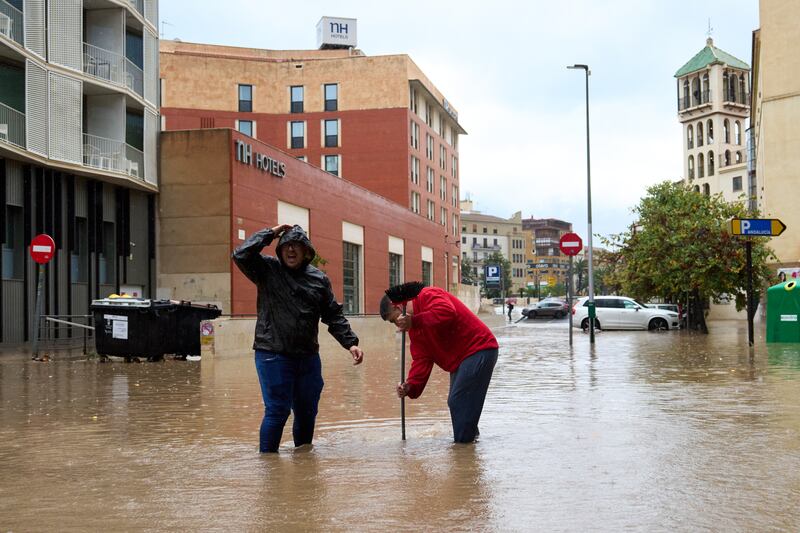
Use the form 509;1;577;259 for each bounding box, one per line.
380;282;498;443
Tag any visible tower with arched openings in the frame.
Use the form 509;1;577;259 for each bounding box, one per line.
675;38;750;203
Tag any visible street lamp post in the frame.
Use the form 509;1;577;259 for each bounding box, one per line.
568;63;596;343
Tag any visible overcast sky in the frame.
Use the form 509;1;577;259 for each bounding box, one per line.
161;0;759;240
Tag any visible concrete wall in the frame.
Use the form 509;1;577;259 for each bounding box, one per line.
458;284;481;314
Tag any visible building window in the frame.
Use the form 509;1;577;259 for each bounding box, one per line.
427;167;434;193
426;134;434;160
725;150;731;166
452;185;458;208
324;155;339;176
99;221;115;285
342;242;361;314
462;236;466;244
291;121;304;149
324;83;338;111
297;156;307;162
427;200;435;221
238;84;252;112
425;103;433;127
708;151;714;176
409;87;418;114
687;125;694;149
724;119;730;143
736;150;742;163
452;214;458;237
389;252;403;287
422;260;432;286
1;205;23;280
735;121;742;145
411;192;420;214
440;176;447;201
492;228;497;234
72;217;88;283
706;119;713;144
688;155;694;179
702;183;710;196
238;120;253;137
290;86;304;113
439;144;446;170
440;207;447;226
324;119;338;147
452;156;457;179
732;176;743;192
410;120;419;150
697;122;703;147
698;153;705;178
410;156;420;184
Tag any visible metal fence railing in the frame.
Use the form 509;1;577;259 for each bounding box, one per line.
83;133;144;180
36;315;95;354
125;58;144;97
0;101;25;148
0;0;23;46
84;42;145;98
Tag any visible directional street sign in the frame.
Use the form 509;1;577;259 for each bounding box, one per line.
29;234;56;264
730;218;787;237
559;232;583;256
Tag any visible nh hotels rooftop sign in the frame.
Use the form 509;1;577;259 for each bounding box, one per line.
317;17;357;49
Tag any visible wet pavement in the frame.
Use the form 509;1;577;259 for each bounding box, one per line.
2;318;800;531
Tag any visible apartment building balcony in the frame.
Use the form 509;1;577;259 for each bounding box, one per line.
83;42;144;97
724;91;750;107
0;101;24;148
471;243;501;252
678;90;711;112
719;151;747;170
125;0;144;17
534;237;559;246
0;0;23;47
83;133;143;179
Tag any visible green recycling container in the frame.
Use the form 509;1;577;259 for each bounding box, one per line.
766;280;800;343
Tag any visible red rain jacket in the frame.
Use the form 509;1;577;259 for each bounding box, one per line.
405;287;498;399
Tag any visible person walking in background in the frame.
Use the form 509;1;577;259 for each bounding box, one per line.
506;298;515;320
232;224;364;453
380;282;498;443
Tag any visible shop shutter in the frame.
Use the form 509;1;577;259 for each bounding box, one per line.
23;0;47;58
25;60;48;156
144;0;157;26
143;28;158;106
48;72;82;164
144;109;158;185
48;0;82;72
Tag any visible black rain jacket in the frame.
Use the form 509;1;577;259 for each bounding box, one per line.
231;226;359;356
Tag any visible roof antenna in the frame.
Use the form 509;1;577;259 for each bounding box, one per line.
706;18;714;46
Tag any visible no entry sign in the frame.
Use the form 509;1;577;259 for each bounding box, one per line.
30;234;56;264
559;233;583;257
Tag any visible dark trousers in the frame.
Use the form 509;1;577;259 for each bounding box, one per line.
448;348;498;443
254;350;324;453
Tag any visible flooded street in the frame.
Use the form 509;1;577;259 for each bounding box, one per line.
3;318;800;531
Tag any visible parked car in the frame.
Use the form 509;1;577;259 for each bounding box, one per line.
647;303;685;322
572;296;680;331
522;300;569;319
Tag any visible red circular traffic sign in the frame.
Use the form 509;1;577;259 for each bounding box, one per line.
30;234;56;264
559;232;583;257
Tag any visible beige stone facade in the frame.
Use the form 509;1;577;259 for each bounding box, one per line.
751;2;800;270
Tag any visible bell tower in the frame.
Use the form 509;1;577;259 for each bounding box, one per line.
675;38;750;203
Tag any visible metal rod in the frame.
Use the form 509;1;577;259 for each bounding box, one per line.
569;255;574;346
31;264;45;357
44;317;95;330
401;303;407;441
746;240;754;346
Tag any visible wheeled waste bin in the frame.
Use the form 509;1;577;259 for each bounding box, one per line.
766;280;800;343
91;298;221;359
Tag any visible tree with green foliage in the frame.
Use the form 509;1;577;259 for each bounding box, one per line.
600;181;774;333
573;258;588;295
461;256;478;285
481;251;513;298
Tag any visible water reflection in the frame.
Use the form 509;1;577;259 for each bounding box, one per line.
2;320;800;530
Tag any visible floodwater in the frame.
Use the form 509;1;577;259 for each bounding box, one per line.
3;318;800;532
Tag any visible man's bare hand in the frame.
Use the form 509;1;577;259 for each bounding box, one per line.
349;346;364;365
270;224;293;236
397;382;410;398
394;314;413;332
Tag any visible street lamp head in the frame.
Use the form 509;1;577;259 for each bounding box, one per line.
567;64;589;70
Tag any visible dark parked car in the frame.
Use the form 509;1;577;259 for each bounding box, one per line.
522;301;569;319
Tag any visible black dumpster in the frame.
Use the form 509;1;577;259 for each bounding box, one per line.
91;298;221;360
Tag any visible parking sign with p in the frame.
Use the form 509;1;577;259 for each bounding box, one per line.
485;264;501;289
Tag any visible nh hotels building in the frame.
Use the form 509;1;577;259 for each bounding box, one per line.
0;0;160;346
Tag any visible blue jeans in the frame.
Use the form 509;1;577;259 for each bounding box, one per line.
254;350;324;453
448;348;498;443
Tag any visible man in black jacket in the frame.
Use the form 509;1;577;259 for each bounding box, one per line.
232;224;364;452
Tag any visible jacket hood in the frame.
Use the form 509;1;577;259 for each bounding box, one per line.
276;225;316;268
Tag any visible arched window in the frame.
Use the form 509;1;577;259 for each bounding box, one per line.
697;122;704;147
688;155;695;179
708;151;715;176
707;119;714;144
736;151;742;163
698;153;705;178
687;125;694;149
725;150;731;166
703;184;710;196
730;74;739;103
702;73;709;103
682;79;690;109
694;185;701;193
692;77;701;106
735;121;742;145
723;71;730;100
724;119;730;143
740;77;746;103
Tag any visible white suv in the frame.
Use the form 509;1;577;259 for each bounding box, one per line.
572;296;679;331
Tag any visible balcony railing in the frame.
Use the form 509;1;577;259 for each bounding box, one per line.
0;101;25;148
83;42;144;98
471;243;501;251
83;133;143;179
719;151;747;169
678;90;711;112
0;0;23;46
724;91;750;106
126;0;144;16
